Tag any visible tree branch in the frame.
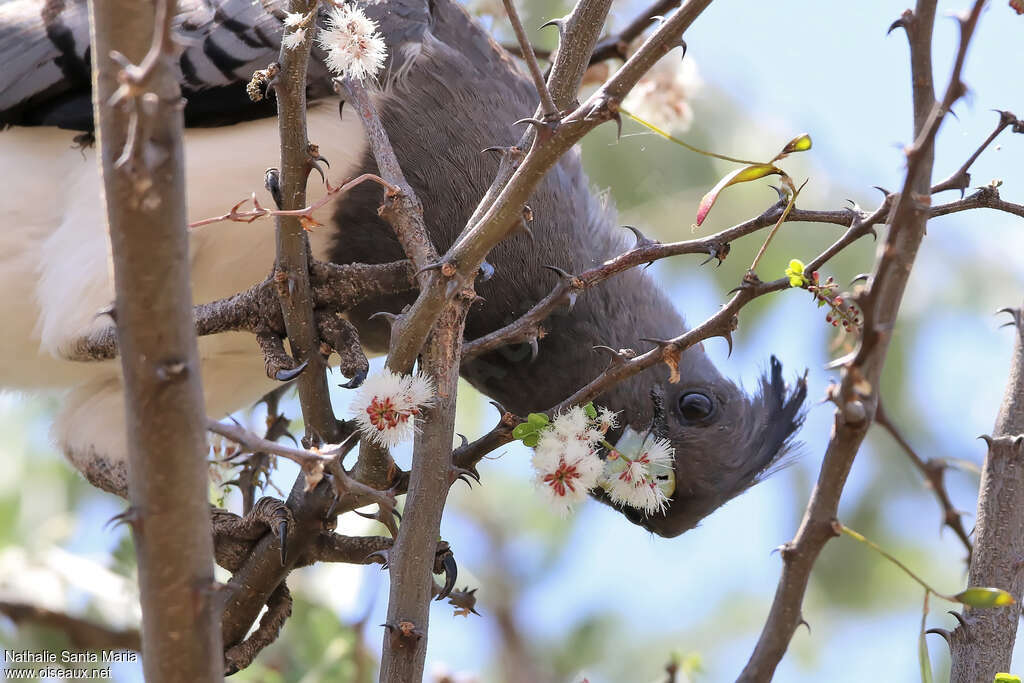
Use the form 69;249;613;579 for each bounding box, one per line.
737;2;986;679
948;304;1024;681
0;601;141;652
88;0;223;678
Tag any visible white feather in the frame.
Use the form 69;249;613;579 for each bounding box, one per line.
0;97;368;479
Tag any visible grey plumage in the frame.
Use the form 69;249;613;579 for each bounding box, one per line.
0;0;806;537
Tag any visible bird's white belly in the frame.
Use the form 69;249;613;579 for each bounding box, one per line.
0;97;368;474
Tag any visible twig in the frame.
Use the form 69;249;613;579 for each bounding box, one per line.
931;109;1021;195
502;0;558;120
390;0;713;387
336;77;441;491
462;188;1022;359
0;601;141;652
737;2;985;679
207;418;392;509
875;400;973;564
188;173;396;229
590;0;683;63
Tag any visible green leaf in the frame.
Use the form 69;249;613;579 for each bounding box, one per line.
583;402;598;419
918;623;934;683
527;413;550;429
995;674;1021;683
954;587;1016;608
696;164;782;226
522;434;540;447
777;133;813;158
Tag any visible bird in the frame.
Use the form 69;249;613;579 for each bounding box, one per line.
0;0;806;538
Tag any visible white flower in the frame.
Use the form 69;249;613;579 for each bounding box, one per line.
532;436;602;516
622;56;702;133
349;369;435;448
282;28;307;51
283;11;306;28
596;406;619;434
317;4;388;82
601;431;675;517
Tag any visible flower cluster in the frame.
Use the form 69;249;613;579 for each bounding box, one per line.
785;259;863;333
515;404;675;517
316;4;388;81
349;369;434;447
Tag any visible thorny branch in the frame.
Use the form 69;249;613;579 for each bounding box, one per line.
90;0;223;678
874;400;973;564
737;2;987;680
947;304;1024;681
463;187;1024;360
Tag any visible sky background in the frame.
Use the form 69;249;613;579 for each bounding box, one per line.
1;1;1023;682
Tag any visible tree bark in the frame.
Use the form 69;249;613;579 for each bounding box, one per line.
949;304;1024;682
88;0;223;679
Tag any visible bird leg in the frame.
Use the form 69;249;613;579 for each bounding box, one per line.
62;259;415;385
223;582;292;676
211;497;293;572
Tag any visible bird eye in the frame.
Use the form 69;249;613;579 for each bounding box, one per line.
678;392;714;422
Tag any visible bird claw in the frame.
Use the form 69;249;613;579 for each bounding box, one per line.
433;542;457;600
274;360;309;382
264;168;283;209
527;335;539;362
339;367;367;389
366;549;390;569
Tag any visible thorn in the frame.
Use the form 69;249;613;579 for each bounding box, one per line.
436;547;458;601
481;145;507;155
369;311;400;328
415;262;446;278
719;330;734;358
676;38;687;61
514;218;535;241
872;185;891;198
275;360;308;382
538;17;566;37
797;616;811;634
566;291;578;311
457;433;469;449
340;368;367;390
996;307;1023;329
527;335;539;362
850;273;871;285
543;264;574;280
105;507;140;532
451;466;481;488
612;109;622;141
487;400;508;417
277;520;288;566
622;224;657;248
978;434;995;447
925;628;953;649
366;549;390;569
887;10;912;35
947;610;970;633
700;243;730;267
592;345;633;365
478;260;495;282
264;167;283;209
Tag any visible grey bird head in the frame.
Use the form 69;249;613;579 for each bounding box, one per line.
595;355;807;538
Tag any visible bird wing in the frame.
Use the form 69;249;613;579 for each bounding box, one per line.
0;0;433;129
